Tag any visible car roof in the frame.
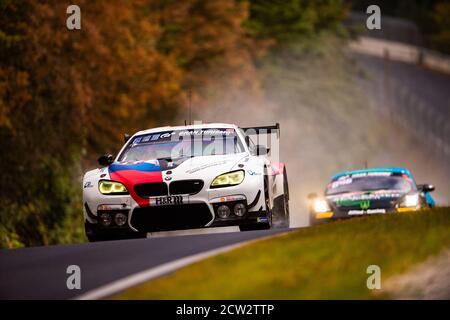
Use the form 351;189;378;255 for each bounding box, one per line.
331;167;413;180
134;123;238;136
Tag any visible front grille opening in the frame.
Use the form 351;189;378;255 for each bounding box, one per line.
130;203;212;232
170;180;204;195
135;183;168;197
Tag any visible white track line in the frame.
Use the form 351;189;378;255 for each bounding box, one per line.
75;231;288;300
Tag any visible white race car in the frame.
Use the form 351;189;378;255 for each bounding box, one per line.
83;123;289;241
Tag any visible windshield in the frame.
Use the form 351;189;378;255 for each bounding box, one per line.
326;173;416;195
118;128;245;162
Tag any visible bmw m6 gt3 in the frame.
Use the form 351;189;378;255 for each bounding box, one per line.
83;123;289;241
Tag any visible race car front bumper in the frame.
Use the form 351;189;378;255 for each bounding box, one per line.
311;206;417;223
84;170;269;234
84;189;267;234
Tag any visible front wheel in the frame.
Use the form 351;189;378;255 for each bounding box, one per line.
273;195;290;228
273;168;290;228
85;222;146;242
87;232;147;242
239;221;271;231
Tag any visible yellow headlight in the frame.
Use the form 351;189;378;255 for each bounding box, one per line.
211;170;245;188
313;199;330;213
404;194;419;207
98;180;128;194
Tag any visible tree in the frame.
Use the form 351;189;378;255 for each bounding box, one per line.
245;0;348;44
0;0;182;246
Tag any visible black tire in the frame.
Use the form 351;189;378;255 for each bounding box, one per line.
273;195;290;228
87;234;115;242
85;222;146;242
273;168;290;228
239;223;270;232
87;233;146;242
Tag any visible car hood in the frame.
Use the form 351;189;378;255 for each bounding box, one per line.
326;190;407;211
98;153;248;184
163;153;248;177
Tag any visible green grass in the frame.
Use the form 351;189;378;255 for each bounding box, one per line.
115;208;450;299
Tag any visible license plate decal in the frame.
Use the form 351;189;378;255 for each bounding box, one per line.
149;195;186;206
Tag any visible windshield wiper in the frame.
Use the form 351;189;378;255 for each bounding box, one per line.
156;157;172;161
156;155;194;162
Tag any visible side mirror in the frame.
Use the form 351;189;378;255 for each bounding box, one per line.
418;184;435;193
98;154;114;167
124;133;131;144
255;145;269;156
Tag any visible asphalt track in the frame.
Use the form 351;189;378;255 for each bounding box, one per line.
0;228;289;299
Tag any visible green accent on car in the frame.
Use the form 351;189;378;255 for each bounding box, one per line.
360;200;370;210
336;199;371;209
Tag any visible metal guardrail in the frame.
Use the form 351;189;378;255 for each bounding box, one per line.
386;77;450;158
350;37;450;75
350;36;450;159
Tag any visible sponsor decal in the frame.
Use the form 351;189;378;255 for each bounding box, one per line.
132;129;236;146
132;137;142;145
97;204;127;211
360;200;370;210
257;217;269;223
210;195;246;203
247;170;261;176
367;209;386;214
348;208;386;215
351;171;393;178
336;198;368;207
83;181;93;188
334;191;401;205
150;195;186;206
186;160;227;174
330;178;352;189
179;129;234;136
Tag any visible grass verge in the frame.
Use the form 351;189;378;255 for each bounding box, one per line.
114;208;450;299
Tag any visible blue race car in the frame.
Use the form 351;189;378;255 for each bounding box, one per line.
308;167;435;225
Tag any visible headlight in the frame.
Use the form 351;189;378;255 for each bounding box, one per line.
313;199;330;213
211;170;245;188
98;180;128;195
99;213;112;226
114;213;128;226
403;194;419;207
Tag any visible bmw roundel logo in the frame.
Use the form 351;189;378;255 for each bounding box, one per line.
165;176;172;181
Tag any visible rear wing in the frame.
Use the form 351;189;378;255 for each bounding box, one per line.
241;123;280;159
241;123;280;139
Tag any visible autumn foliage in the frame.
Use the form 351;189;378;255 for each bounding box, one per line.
0;0;346;247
